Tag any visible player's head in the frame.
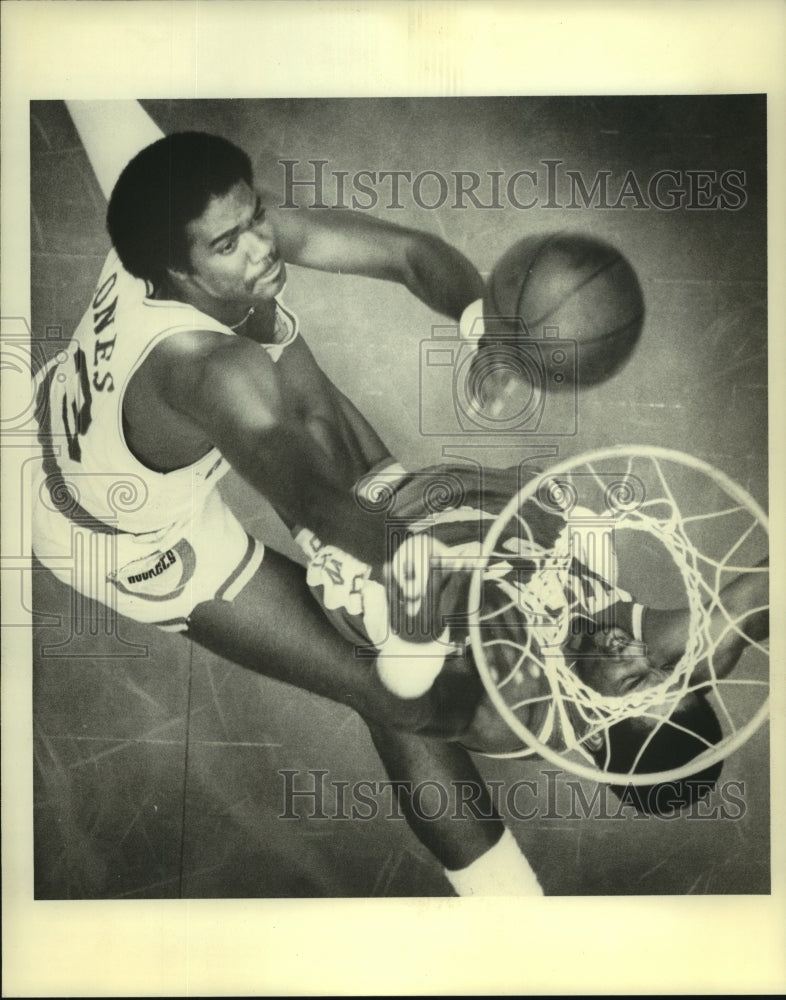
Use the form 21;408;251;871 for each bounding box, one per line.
569;623;724;815
570;624;668;697
107;132;256;286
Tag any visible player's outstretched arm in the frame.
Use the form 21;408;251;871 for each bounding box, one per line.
160;332;391;565
267;204;485;321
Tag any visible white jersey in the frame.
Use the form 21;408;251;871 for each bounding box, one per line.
35;249;298;536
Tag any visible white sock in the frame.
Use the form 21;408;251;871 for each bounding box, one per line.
444;828;543;897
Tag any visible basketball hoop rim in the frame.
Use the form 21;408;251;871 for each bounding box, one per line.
467;443;770;786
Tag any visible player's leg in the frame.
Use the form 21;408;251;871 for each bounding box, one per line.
367;725;543;895
190;550;542;894
185;547;481;737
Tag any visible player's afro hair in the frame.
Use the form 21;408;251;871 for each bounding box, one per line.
106;131;253;285
592;692;724;815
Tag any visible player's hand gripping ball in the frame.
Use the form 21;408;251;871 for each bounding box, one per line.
467;233;645;410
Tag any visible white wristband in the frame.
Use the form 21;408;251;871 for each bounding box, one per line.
355;461;409;506
445;828;543;897
631;602;645;642
459;297;485;342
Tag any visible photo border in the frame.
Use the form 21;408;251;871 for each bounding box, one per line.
3;1;785;995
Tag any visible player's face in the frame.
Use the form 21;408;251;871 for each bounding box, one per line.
182;180;286;305
572;626;670;697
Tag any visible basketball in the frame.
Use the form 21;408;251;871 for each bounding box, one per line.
480;232;645;389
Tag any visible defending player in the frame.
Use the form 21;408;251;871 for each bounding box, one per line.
304;459;769;829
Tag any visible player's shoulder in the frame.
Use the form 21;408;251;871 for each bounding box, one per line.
147;328;275;399
155;327;264;365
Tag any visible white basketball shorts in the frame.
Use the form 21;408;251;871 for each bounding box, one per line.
32;475;265;632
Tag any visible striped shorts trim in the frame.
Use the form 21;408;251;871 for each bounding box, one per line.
33;473;265;633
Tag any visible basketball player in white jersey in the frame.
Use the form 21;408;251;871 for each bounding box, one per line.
34;105;548;896
33;104;768;895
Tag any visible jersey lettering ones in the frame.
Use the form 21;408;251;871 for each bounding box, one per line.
91;270;119;392
58;269;119;462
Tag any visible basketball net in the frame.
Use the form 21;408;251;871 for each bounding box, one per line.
468;445;769;784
